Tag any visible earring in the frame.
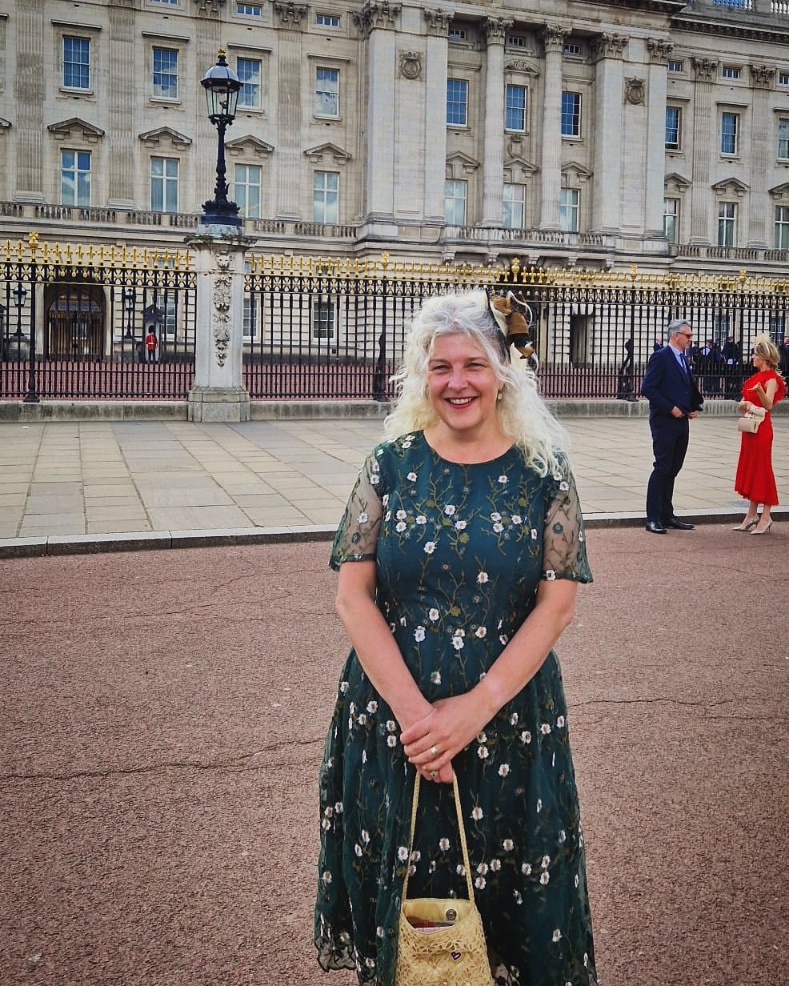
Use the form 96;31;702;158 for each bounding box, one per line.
497;390;503;401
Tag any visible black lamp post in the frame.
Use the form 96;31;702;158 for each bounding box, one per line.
14;283;27;338
123;287;135;339
200;48;242;227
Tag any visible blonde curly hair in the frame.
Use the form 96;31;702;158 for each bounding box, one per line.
383;289;569;477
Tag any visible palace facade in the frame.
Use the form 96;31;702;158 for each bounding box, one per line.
2;0;789;275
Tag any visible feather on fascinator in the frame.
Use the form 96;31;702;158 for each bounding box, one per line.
489;291;535;359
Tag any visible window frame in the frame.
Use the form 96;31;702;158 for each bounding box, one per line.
561;91;581;139
663;198;679;244
315;13;340;28
313;170;339;224
444;179;468;225
312;301;336;339
234;163;262;219
446;78;469;128
61;149;92;207
720;111;739;156
314;66;340;119
150;156;179;214
152;46;179;101
665;106;682;151
236;2;263;15
503;183;526;230
778;118;789;161
237;56;262;110
505;84;527;133
62;35;91;91
717;201;737;247
775;205;789;250
559;188;579;233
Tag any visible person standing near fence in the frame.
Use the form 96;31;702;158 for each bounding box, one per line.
732;334;786;534
640;319;704;535
144;329;158;364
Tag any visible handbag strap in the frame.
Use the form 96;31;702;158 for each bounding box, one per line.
401;773;475;903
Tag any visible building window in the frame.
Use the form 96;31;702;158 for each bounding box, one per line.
775;206;789;249
236;2;262;15
664;198;679;244
721;66;741;80
503;184;526;229
718;202;736;247
665;106;681;150
234;164;261;218
448;28;467;41
150;157;179;213
316;13;340;27
312;301;335;339
561;92;581;138
505;85;527;132
152;47;178;100
152;0;178;5
63;36;90;90
444;179;467;225
315;67;339;118
668;60;684;73
243;296;258;338
559;188;579;232
721;112;739;155
778;119;789;160
506;34;528;49
780;72;789;86
563;43;581;56
447;79;468;127
313;171;339;223
61;150;91;206
237;57;262;109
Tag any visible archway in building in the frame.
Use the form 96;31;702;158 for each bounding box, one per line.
46;284;105;359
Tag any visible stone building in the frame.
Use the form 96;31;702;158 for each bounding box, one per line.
1;0;789;275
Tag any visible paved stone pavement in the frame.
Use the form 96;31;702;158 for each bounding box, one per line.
0;533;786;986
0;414;787;553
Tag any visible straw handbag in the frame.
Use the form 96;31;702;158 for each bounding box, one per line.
395;773;494;986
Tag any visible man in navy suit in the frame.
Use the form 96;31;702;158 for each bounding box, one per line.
640;319;704;534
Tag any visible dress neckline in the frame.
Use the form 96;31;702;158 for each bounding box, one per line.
417;430;517;467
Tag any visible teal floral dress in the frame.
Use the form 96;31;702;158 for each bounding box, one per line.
315;432;597;986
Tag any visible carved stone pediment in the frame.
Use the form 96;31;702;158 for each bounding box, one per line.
304;142;352;164
47;117;105;142
665;172;692;193
225;135;275;158
446;152;480;177
138;127;192;150
711;177;750;197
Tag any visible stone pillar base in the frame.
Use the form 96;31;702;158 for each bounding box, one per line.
187;386;251;423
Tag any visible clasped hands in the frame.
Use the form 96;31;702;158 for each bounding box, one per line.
399;693;488;784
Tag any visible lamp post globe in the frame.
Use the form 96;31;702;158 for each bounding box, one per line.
200;48;242;228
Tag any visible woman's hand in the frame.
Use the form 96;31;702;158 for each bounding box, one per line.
400;692;494;782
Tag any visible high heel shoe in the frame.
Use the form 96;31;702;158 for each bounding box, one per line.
750;520;773;535
732;517;758;531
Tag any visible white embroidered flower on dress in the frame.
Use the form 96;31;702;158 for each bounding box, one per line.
452;634;464;650
475;626;487;638
358;512;368;524
540;871;550;885
477;745;489;759
557;715;565;728
498;764;510;777
416;514;427;525
512;514;522;525
414;626;426;642
455;519;467;530
475;876;486;889
498;475;508;484
502;839;514;851
430;671;441;685
424;541;436;555
444;504;456;516
521;863;532;875
552;929;562;942
520;731;532;744
490;512;502;522
545;570;557;581
439;837;450;851
541;723;552;734
396;521;406;533
471;807;483;821
531;528;538;540
428;608;439;622
407;472;417;482
477;571;489;584
396;510;407;520
397;846;409;862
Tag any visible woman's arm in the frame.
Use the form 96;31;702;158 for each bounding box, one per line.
754;377;779;410
335;559;434;733
400;578;578;776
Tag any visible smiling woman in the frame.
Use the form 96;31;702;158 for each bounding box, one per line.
315;289;598;986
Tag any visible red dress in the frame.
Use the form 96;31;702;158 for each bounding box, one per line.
734;369;786;505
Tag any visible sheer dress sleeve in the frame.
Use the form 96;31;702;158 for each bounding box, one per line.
329;448;385;571
541;453;592;584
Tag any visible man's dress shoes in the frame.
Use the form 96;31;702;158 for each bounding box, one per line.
666;518;695;530
645;520;667;534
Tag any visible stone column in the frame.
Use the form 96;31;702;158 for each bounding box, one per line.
15;0;45;200
591;34;627;233
748;64;775;248
481;17;512;227
355;2;401;226
107;6;136;207
645;39;673;238
690;57;718;245
186;229;254;423
273;2;308;218
423;9;450;223
539;24;566;231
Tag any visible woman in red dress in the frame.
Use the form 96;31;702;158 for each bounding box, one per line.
733;334;786;534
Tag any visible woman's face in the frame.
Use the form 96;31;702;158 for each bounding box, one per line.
752;349;765;369
426;332;502;435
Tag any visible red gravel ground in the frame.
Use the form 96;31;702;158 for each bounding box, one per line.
0;526;786;986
